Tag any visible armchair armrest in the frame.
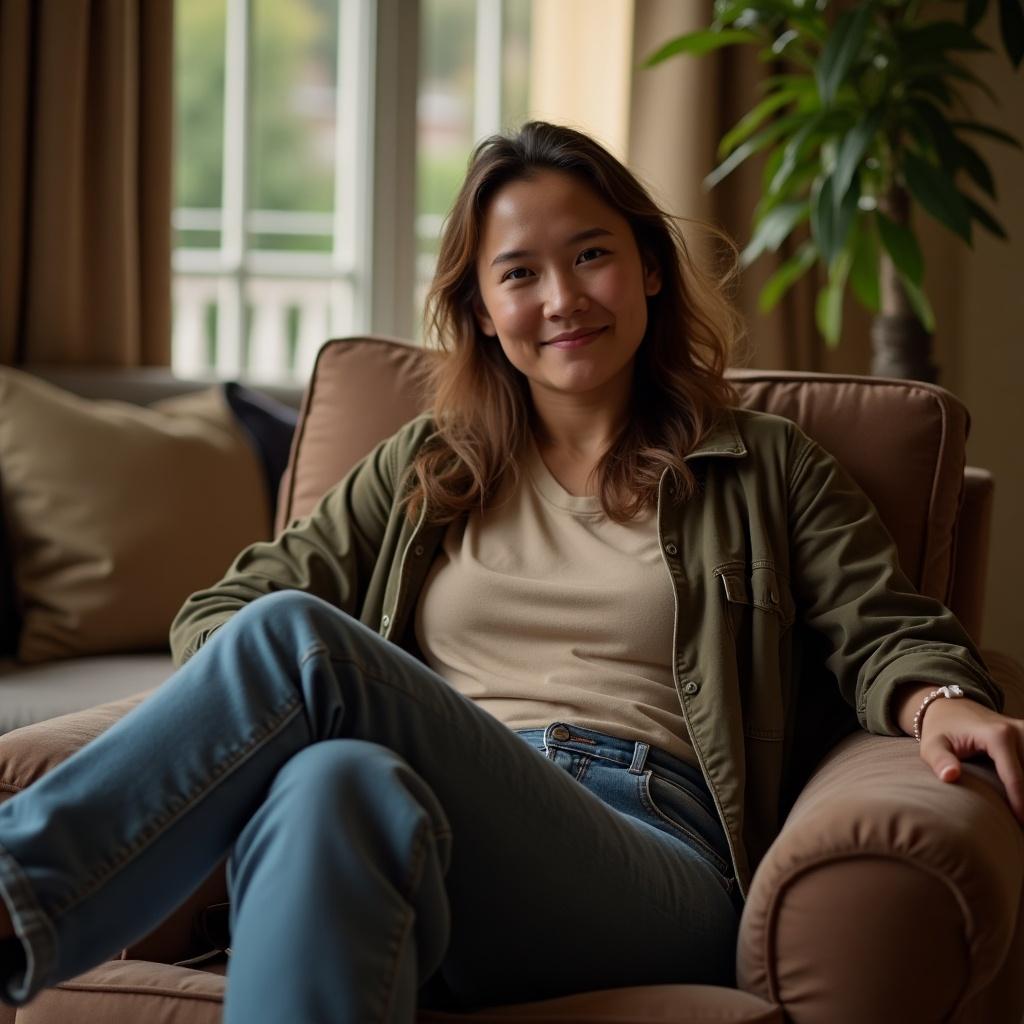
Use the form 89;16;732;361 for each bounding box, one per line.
0;693;229;966
0;693;151;797
737;731;1024;1024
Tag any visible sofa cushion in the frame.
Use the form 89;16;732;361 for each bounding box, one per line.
275;337;431;533
0;369;269;663
0;655;172;737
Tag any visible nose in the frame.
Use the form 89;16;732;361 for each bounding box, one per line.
543;269;589;320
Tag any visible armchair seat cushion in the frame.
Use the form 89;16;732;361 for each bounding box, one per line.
14;960;782;1024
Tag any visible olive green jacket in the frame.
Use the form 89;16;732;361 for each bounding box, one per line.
170;407;1003;898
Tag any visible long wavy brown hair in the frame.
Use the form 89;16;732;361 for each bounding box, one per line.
403;121;745;525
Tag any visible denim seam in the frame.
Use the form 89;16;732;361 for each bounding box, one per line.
546;744;631;769
299;641;328;667
51;697;304;918
637;772;730;878
546;743;700;787
318;652;468;729
376;822;430;1024
0;841;57;1004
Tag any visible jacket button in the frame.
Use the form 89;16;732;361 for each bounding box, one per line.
551;725;571;741
664;542;678;556
682;680;700;697
381;614;391;629
413;544;424;557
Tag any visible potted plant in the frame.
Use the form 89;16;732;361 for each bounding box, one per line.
645;0;1023;381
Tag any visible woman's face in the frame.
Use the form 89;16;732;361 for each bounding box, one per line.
473;169;660;417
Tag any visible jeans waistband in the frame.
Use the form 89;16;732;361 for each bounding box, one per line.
513;722;716;817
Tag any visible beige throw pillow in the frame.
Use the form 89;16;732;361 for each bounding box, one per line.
0;368;270;663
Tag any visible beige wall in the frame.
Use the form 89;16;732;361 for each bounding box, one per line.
956;16;1024;659
629;1;1024;660
891;12;1024;660
528;0;634;159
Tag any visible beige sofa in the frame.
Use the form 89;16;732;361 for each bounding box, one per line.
0;367;303;735
1;337;1022;1023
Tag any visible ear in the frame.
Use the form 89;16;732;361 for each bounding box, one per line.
643;262;662;298
474;295;497;337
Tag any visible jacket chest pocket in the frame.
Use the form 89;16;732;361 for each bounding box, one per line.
715;561;796;638
715;560;796;742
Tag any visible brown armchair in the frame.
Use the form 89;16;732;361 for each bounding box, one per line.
2;337;1022;1024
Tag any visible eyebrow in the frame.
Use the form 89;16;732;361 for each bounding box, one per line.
489;227;613;267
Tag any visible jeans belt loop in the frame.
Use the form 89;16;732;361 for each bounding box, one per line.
628;741;650;775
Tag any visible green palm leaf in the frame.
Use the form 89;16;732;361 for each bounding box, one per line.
963;194;1009;238
817;5;872;106
903;150;973;243
758;239;818;312
741;200;810;267
849;218;881;312
643;29;757;66
876;212;924;287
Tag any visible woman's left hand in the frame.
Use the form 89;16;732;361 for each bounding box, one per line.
917;695;1024;825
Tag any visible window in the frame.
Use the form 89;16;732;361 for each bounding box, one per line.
173;0;631;381
414;0;532;336
174;0;355;381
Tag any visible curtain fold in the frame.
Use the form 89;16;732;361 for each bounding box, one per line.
0;0;172;367
629;0;860;374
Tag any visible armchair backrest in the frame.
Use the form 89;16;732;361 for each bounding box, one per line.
277;337;985;638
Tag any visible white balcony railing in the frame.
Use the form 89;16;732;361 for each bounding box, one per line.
172;209;444;381
172;273;352;382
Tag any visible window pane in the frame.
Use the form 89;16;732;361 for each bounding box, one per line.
416;0;477;337
249;0;339;254
418;0;476;217
175;0;227;250
502;0;531;130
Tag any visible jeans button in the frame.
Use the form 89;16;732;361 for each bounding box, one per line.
551;725;571;741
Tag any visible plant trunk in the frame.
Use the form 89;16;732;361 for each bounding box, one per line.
871;185;938;383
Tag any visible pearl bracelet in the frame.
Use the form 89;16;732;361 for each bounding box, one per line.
912;684;965;743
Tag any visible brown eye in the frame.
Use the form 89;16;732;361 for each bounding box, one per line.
577;247;608;264
501;267;532;282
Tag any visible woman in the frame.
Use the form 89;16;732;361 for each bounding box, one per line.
0;122;1020;1021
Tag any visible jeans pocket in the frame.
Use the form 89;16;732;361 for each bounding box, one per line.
635;770;732;881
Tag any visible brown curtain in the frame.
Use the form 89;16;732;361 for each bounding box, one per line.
0;0;173;367
629;0;871;374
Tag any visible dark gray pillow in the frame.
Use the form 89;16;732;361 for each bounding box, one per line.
222;383;299;515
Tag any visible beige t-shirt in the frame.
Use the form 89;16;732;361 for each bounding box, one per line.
414;435;697;767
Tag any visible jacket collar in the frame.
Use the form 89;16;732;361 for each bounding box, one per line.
683;407;747;461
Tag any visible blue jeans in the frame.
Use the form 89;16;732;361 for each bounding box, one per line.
0;592;741;1021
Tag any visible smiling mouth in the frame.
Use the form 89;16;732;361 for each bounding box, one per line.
542;326;607;349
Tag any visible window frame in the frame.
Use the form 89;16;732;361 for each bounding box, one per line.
172;0;515;379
